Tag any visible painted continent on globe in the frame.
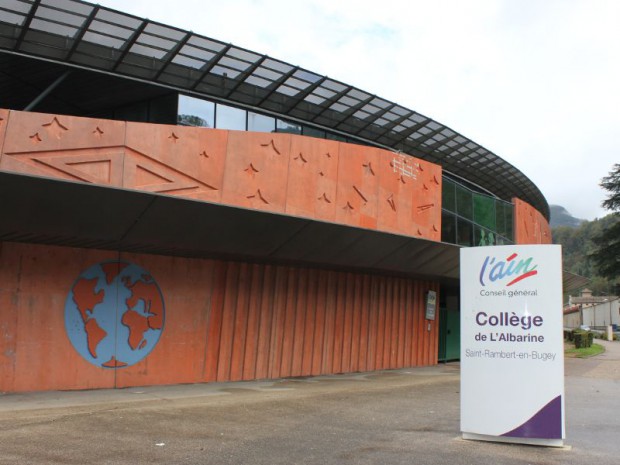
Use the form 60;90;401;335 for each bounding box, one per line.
65;261;165;368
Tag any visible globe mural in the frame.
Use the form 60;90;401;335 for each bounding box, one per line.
65;261;165;368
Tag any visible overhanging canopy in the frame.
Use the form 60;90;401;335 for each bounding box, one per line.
0;171;462;284
0;0;549;220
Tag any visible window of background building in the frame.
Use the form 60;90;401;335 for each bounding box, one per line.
177;95;214;127
216;104;246;130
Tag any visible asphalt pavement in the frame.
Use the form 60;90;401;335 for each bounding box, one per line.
0;340;619;465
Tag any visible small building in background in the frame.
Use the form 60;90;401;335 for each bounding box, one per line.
564;289;620;329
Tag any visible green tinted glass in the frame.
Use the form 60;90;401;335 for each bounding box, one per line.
505;205;514;241
495;202;506;236
457;217;473;246
455;184;473;220
441;211;457;243
442;179;456;212
473;193;496;230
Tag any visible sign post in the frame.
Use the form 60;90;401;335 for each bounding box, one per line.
460;245;565;447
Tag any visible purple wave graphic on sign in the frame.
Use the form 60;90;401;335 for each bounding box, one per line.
501;395;562;439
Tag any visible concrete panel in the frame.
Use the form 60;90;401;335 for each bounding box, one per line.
114;253;214;388
0;108;9;162
376;151;415;236
335;144;381;229
1;110;446;251
221;131;291;213
285;135;340;222
411;159;442;241
514;197;552;244
0;110;126;186
124;122;227;203
0;242;117;393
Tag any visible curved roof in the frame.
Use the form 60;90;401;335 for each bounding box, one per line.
0;0;549;219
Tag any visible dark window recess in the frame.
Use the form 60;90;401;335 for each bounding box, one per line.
442;179;456;213
441;211;457;244
457;217;473;247
302;126;326;139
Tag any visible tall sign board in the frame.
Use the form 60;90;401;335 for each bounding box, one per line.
460;245;564;447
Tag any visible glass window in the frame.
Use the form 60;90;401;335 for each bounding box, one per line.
455;184;473;220
149;94;177;125
326;132;347;142
248;112;275;133
504;205;514;241
473;193;496;231
441;211;457;244
276;119;301;134
495;202;506;237
216;104;246;130
302;126;326;139
115;101;148;123
442;176;515;247
442;179;456;213
475;225;496;246
457;217;473;247
177;95;214;127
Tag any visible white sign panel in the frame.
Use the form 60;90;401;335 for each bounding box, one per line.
426;290;437;320
460;245;564;447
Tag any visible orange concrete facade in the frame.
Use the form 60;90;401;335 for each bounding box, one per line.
0;109;552;393
0;241;440;393
513;197;552;245
0;109;446;393
0;109;441;240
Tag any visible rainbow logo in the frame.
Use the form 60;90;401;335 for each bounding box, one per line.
479;252;538;287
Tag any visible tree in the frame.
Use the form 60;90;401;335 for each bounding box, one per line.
601;163;620;211
177;114;209;127
591;164;620;286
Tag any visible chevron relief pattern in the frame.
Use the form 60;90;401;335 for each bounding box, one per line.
0;148;124;186
123;148;218;196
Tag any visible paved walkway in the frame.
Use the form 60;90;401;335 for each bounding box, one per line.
0;344;619;465
568;338;620;378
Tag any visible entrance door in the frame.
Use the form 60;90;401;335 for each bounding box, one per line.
438;307;460;361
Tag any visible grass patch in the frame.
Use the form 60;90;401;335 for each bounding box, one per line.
565;343;605;358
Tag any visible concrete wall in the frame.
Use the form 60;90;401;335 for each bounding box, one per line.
513;197;551;245
581;300;620;328
564;301;620;329
0;241;440;393
563;310;581;329
0;109;441;241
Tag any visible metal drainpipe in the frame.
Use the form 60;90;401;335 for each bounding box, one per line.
24;70;72;112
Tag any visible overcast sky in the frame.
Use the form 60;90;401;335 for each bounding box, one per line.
96;0;619;221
